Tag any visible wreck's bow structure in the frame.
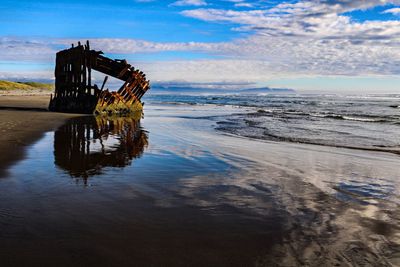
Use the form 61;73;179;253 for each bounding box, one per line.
49;40;150;115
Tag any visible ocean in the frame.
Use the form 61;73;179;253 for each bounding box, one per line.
1;93;399;266
144;94;400;154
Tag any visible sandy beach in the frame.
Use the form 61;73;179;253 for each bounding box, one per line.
2;0;400;265
0;95;79;178
0;95;399;266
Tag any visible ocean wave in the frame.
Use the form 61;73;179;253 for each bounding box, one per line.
322;115;386;122
253;110;393;123
321;113;400;123
341;116;385;122
217;126;400;156
146;94;400;156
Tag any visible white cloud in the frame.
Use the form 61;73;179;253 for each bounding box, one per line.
0;70;53;81
382;7;400;14
1;33;400;81
181;2;400;40
171;0;207;6
0;37;56;61
1;0;400;88
235;3;254;8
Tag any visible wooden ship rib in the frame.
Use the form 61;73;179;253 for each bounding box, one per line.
49;40;150;115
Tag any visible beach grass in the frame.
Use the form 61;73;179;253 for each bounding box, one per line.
0;80;54;91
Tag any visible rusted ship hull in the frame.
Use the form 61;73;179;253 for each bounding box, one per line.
49;41;150;115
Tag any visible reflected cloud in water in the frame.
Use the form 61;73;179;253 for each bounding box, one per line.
1;103;400;266
54;115;148;181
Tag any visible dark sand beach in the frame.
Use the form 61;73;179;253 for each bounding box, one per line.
0;95;78;178
0;95;400;266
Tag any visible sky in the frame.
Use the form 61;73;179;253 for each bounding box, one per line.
1;0;400;93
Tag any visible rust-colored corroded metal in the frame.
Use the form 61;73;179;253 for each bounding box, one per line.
48;40;150;115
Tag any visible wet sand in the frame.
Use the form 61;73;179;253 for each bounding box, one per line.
0;95;78;178
0;99;399;266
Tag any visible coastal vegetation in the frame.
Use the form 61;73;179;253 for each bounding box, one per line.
0;80;53;91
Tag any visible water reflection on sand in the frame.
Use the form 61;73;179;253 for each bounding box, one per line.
54;115;148;182
0;104;399;267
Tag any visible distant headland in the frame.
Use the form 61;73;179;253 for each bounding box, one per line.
150;85;296;95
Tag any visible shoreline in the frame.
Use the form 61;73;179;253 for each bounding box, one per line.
218;130;400;157
0;95;80;178
1;94;399;179
1;93;398;178
0;96;399;266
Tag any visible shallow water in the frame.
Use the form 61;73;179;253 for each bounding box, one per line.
0;103;400;266
145;94;400;153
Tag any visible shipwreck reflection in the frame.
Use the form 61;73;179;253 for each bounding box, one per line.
54;115;148;179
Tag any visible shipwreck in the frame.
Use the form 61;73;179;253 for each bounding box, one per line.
49;40;150;115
